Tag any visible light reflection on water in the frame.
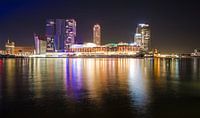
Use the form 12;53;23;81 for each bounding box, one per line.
0;58;200;117
128;59;150;114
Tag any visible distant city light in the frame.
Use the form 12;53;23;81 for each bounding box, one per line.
83;43;97;48
139;24;149;27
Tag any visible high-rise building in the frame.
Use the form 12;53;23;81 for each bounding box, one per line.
65;19;76;49
93;24;101;45
134;24;151;51
45;19;76;52
34;34;47;54
46;19;55;52
54;19;65;51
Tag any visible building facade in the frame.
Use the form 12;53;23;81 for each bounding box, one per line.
46;19;55;52
65;19;76;49
34;34;47;54
54;19;65;51
5;40;15;55
4;40;34;56
68;43;140;56
14;46;35;56
93;24;101;45
46;19;76;52
134;24;151;51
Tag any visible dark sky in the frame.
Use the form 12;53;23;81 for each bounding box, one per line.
0;0;200;53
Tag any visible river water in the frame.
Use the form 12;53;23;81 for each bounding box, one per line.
0;58;200;118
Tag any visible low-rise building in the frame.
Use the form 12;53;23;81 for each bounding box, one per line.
68;42;141;56
5;40;15;55
14;46;35;56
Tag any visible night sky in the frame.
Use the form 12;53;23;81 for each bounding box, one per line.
0;0;200;53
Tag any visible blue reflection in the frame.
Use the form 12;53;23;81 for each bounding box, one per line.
64;58;83;101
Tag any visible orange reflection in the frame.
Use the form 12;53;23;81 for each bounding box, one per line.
6;59;16;96
154;58;161;78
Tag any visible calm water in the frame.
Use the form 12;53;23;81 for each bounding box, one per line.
0;58;200;118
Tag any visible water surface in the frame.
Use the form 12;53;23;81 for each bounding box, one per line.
0;58;200;118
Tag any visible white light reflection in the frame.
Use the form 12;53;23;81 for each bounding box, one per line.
32;58;43;98
192;58;199;79
171;59;180;79
128;59;150;113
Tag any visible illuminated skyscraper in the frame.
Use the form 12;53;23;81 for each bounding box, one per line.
46;19;76;51
65;19;76;49
93;24;101;45
134;24;151;51
46;19;55;52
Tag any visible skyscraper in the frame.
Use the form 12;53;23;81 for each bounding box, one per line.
54;19;65;51
46;19;76;52
93;24;101;45
65;19;76;49
134;24;151;51
46;19;55;52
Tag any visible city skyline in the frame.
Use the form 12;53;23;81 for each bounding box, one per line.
1;22;150;57
0;0;200;53
1;1;200;117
